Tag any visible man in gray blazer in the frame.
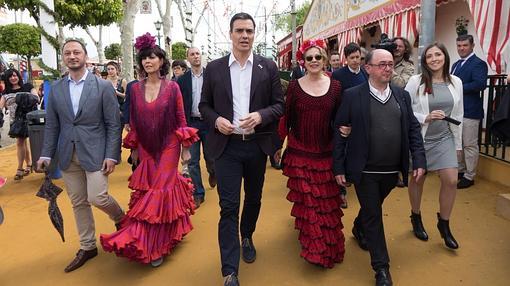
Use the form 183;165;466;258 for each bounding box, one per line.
37;39;124;273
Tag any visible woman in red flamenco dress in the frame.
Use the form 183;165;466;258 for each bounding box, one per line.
100;34;198;267
275;39;345;268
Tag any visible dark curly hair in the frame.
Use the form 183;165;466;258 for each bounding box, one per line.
136;45;170;77
3;68;24;93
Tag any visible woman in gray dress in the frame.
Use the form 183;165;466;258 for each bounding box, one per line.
405;43;463;249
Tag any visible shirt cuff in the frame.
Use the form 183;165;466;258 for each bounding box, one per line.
106;158;118;163
39;157;51;162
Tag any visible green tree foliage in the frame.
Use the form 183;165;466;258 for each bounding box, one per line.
172;42;187;60
0;0;123;28
0;23;41;58
104;43;122;61
275;1;311;33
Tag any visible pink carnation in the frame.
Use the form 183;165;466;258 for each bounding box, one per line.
134;33;157;51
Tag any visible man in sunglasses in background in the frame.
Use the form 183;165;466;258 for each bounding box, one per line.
333;49;426;286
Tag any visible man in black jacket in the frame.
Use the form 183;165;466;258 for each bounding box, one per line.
333;49;426;286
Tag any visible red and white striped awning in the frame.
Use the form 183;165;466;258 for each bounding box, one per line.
337;28;363;63
378;8;420;46
468;0;510;74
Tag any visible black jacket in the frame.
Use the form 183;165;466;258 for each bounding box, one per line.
333;82;426;185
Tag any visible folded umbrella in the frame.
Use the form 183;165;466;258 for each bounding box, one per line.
36;173;65;242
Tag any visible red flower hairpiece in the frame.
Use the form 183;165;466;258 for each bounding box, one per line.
134;33;157;52
296;38;326;67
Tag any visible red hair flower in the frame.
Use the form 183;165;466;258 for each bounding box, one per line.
134;33;157;52
296;38;326;67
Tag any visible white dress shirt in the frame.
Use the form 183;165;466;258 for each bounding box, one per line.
69;69;89;115
229;53;254;134
191;68;204;117
368;81;391;103
348;66;361;74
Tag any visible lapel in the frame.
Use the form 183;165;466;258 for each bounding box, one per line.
61;78;74;119
222;55;234;104
359;83;371;143
185;70;192;96
250;55;262;105
75;72;95;119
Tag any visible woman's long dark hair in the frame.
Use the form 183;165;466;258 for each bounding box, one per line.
3;68;24;93
136;45;170;77
420;42;453;94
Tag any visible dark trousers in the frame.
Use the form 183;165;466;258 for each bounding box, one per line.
216;138;267;276
354;172;398;271
188;117;215;198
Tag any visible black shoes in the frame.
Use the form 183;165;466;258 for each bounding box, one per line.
224;273;240;286
208;173;217;188
437;213;459;249
457;177;474;189
410;211;428;241
241;238;256;263
64;248;98;273
375;268;393;286
352;224;369;251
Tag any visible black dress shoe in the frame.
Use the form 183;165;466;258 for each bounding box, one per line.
224;273;240;286
241;238;256;263
208;173;217;188
64;248;98;273
437;213;459;249
375;268;393;286
410;211;428;241
457;172;464;180
352;224;369;251
457;177;474;189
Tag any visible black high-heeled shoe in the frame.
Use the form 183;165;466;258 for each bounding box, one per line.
410;211;428;241
437;213;459;249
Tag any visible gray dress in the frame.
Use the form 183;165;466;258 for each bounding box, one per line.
424;82;457;171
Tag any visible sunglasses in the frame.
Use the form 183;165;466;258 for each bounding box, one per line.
305;54;323;62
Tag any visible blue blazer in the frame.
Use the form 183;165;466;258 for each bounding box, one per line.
451;54;488;119
331;66;368;92
333;82;426;186
177;69;200;124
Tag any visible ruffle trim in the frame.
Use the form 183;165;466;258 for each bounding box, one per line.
287;189;341;213
175;127;199;148
100;216;193;264
287;178;339;198
282;153;333;171
123;130;138;149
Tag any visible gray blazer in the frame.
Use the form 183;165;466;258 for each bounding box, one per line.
41;72;121;172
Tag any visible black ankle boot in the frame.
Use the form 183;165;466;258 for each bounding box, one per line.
410;211;428;241
437;213;459;249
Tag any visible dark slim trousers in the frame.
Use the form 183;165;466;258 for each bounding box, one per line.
354;172;398;271
188;117;215;199
216;138;267;276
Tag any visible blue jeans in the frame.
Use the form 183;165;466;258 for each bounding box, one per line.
188;118;214;199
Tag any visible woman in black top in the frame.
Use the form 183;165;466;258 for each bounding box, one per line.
0;69;39;180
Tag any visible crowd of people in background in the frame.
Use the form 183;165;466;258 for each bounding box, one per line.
1;10;508;286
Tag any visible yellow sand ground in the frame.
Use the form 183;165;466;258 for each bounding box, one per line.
1;144;509;286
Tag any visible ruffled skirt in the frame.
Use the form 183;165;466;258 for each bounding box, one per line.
100;158;195;264
283;150;345;268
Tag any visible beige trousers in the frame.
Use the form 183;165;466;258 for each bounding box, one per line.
61;151;124;251
458;118;480;180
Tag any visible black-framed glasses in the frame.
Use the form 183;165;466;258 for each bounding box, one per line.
305;54;323;62
368;62;394;69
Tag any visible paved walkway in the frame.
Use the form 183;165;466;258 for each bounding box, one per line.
0;144;509;286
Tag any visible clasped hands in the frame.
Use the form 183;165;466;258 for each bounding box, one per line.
215;112;262;135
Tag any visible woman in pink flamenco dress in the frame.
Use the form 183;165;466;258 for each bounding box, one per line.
100;33;198;267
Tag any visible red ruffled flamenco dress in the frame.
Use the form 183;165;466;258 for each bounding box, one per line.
279;80;345;268
100;79;199;264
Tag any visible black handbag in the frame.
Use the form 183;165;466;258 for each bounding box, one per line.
8;118;28;138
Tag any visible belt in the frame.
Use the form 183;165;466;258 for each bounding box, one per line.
190;116;204;121
230;132;272;141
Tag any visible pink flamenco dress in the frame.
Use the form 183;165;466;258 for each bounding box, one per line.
100;79;198;264
279;80;345;268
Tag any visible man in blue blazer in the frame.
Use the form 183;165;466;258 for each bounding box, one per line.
177;47;215;208
333;49;426;286
332;42;368;91
451;34;488;189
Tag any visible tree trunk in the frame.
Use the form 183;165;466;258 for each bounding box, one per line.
58;26;65;73
119;0;139;81
85;26;105;63
155;0;173;60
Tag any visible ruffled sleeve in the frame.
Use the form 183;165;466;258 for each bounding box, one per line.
175;127;199;147
123;130;138;149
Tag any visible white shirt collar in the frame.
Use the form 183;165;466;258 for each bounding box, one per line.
348;65;361;74
191;67;204;78
68;69;89;83
229;52;254;69
368;80;391;100
461;52;475;61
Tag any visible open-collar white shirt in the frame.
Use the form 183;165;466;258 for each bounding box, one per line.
229;52;254;134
